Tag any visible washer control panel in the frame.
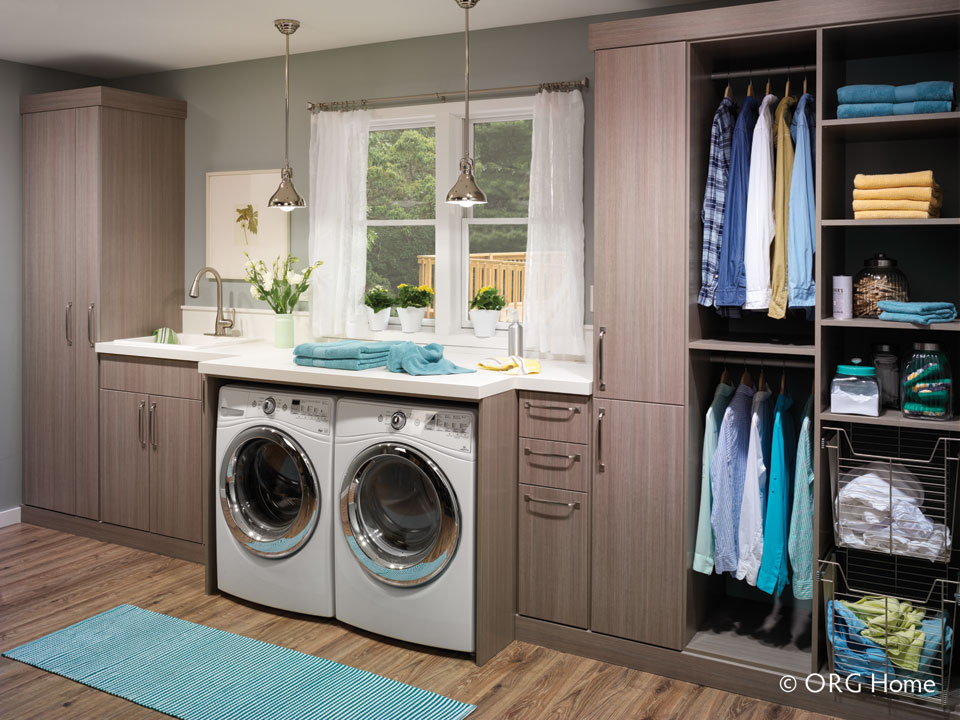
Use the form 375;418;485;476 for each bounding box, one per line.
220;387;333;435
366;407;474;453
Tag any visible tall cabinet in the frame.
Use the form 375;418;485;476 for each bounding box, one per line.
21;87;185;520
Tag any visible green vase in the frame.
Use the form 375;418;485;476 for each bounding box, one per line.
274;313;294;348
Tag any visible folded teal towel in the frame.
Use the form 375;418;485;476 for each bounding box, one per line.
294;355;389;371
878;300;957;325
895;100;953;115
838;84;895;104
878;312;957;325
894;81;954;103
293;340;402;360
837;101;952;119
386;342;475;376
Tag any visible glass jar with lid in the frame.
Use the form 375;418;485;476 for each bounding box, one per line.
853;253;909;318
830;359;880;417
871;343;900;409
902;343;953;421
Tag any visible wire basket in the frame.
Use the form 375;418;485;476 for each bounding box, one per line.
820;551;959;709
823;425;960;563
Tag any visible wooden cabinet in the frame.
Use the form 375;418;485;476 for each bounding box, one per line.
100;390;150;531
150;395;202;542
21;87;185;520
593;43;686;405
590;399;683;650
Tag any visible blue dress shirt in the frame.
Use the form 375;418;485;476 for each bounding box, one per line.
757;392;796;596
788;93;816;309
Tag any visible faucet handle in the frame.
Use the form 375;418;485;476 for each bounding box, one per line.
220;308;236;330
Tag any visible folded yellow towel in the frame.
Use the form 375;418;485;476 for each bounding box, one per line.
852;185;941;203
477;356;541;375
854;210;938;219
854;170;935;189
852;199;940;212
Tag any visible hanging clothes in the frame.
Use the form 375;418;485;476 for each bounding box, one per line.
743;94;778;311
710;383;756;574
693;381;736;574
788;396;815;600
757;391;796;596
715;95;759;316
788;93;816;313
767;95;798;319
698;97;739;308
735;384;773;585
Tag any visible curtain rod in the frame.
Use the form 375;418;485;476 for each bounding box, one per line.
708;353;815;369
710;63;817;81
307;77;588;112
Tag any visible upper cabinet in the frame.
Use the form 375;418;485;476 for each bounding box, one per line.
593;43;687;405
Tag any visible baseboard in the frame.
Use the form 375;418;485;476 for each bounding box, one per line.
20;506;205;564
0;506;21;528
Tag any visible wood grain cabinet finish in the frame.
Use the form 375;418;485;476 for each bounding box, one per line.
518;484;590;629
100;390;150;531
519;438;588;492
590;399;684;650
593;43;686;406
519;392;590;444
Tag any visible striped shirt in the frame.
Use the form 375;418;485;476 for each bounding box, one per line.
698;97;738;307
788;397;815;600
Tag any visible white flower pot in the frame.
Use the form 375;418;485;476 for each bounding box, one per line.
367;307;391;332
470;308;500;338
397;306;426;333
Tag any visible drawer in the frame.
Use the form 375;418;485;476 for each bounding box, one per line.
518;484;589;628
100;356;201;400
519;438;588;492
519;391;590;444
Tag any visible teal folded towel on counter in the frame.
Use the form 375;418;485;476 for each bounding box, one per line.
293;340;402;360
387;342;475;376
294;355;389;371
837;101;952;119
838;81;954;104
878;300;958;325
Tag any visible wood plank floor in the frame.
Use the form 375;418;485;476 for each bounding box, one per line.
0;524;837;719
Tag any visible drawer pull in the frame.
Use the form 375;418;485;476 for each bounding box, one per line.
597;408;606;473
138;401;146;447
597;327;606;391
65;302;73;346
524;447;581;462
524;401;581;415
524;494;580;510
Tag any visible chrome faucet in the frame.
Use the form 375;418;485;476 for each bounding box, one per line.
188;266;236;336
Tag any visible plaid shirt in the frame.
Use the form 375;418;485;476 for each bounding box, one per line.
698;97;738;307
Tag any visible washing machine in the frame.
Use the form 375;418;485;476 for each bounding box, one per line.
334;397;476;652
216;385;336;616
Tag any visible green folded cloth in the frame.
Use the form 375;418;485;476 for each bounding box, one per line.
293;355;389;371
386;342;475;376
842;596;927;672
153;328;179;344
293;340;402;360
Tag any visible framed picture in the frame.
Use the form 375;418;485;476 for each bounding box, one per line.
206;170;291;279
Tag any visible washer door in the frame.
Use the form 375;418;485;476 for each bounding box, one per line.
341;443;461;587
221;426;320;558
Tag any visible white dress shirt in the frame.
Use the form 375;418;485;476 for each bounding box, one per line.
736;386;772;584
743;94;778;310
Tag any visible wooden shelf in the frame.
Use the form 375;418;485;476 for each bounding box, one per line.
821;112;960;141
819;407;960;432
688;339;816;356
820;317;960;332
821;218;960;227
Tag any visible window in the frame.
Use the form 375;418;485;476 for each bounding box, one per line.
363;97;534;337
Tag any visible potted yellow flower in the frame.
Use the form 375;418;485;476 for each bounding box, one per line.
245;252;322;347
469;286;505;337
396;284;434;333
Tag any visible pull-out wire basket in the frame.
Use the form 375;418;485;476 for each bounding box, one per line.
823;426;960;563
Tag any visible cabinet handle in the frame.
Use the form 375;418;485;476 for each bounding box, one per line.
524;447;581;462
149;402;158;448
87;303;96;347
597;408;606;473
524;494;580;510
65;302;73;346
523;401;581;415
597;327;606;391
138;401;146;447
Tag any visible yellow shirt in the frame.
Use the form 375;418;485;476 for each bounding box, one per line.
768;95;797;319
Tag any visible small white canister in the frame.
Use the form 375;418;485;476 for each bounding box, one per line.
832;275;853;320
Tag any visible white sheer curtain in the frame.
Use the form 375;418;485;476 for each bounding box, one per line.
308;109;371;338
523;90;585;359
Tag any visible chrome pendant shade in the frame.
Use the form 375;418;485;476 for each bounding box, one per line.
445;0;486;207
269;19;305;211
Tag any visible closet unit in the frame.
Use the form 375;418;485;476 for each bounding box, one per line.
20;88;185;521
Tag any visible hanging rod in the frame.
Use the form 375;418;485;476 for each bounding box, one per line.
708;353;815;369
307;77;588;112
709;63;817;81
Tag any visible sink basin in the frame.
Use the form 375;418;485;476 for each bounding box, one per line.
112;334;255;350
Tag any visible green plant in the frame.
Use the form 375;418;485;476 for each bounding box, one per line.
235;204;259;245
469;285;506;311
396;283;434;309
364;286;396;313
245;252;322;314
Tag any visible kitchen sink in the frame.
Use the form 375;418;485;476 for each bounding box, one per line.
111;334;256;350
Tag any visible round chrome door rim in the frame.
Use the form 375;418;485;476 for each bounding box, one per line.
220;425;320;559
341;442;461;588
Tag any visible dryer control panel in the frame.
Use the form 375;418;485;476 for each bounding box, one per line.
337;399;475;455
219;387;333;435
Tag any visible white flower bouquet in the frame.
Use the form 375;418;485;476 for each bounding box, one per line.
244;252;322;314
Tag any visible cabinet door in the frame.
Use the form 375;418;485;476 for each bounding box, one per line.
594;43;686;405
149;395;202;542
22;110;78;514
591;399;683;649
100;390;150;530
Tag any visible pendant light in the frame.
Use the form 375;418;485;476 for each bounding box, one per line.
268;19;305;211
445;0;487;207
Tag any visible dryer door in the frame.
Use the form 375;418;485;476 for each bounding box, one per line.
341;442;461;587
221;426;320;558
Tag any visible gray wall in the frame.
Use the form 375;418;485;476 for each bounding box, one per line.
0;60;98;512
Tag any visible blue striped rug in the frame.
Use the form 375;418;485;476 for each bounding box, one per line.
3;605;475;720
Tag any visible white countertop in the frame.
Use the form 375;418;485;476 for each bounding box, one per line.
96;339;593;400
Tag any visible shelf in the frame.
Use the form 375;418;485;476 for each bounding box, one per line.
819;407;960;432
821;218;960;227
821;112;960;141
688;339;816;356
821;317;960;332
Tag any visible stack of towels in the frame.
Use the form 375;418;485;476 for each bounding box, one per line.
293;340;474;375
877;300;958;325
853;171;941;219
837;81;954;119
